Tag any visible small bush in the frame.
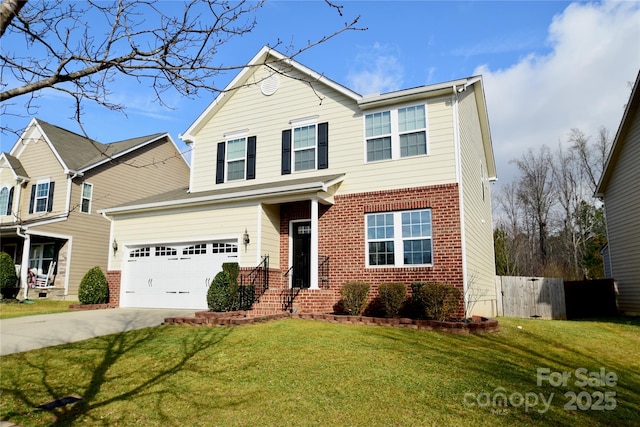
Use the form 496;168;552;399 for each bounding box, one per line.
418;282;461;321
207;271;233;312
378;282;407;318
78;266;109;304
340;281;370;315
0;252;19;290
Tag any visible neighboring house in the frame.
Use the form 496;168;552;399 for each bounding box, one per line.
596;70;640;316
100;47;498;316
0;118;190;300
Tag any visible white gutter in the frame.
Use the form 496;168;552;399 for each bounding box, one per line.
101;212;116;271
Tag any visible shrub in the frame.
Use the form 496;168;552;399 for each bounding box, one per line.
78;266;109;304
222;262;240;309
0;252;19;299
418;282;461;321
340;281;370;315
207;271;233;312
378;282;407;318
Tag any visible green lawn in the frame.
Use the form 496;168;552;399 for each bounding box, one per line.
1;317;638;426
0;299;77;319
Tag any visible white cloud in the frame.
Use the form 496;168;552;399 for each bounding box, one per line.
346;43;404;96
476;0;640;187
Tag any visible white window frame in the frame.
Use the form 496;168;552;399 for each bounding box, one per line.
34;179;51;213
365;208;433;268
363;103;428;163
0;186;9;215
224;131;248;182
290;116;318;172
80;182;93;214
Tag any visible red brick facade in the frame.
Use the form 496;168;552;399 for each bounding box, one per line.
277;183;464;314
106;270;121;307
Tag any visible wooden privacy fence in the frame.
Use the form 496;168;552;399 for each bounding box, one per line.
496;277;618;320
496;276;566;320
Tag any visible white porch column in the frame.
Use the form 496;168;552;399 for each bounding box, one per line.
310;197;319;289
21;233;30;299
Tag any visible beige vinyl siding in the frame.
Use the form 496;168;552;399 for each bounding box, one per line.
190;65;457;197
260;203;281;267
603;105;640;315
14;133;67;221
111;203;259;269
26;137;190;296
458;87;497;317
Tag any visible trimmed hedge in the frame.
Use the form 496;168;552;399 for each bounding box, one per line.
207;271;233;312
0;252;18;290
78;266;109;304
378;282;407;318
340;281;370;315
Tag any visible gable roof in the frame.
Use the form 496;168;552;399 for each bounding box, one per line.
596;69;640;196
180;46;362;141
9;118;184;174
0;152;30;181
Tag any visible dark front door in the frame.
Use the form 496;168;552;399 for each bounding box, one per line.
292;221;311;288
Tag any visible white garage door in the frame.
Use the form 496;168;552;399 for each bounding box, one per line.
121;241;239;309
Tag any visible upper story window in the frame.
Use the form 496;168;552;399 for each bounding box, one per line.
81;182;93;214
29;179;55;214
216;134;256;184
366;208;433;267
226;137;247;181
364;104;427;163
0;187;9;215
281;120;329;175
293;124;317;171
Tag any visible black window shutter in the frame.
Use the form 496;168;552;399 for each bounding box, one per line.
216;142;225;184
281;129;292;175
28;184;36;214
246;136;257;180
47;182;55;212
318;122;329;170
6;187;14;215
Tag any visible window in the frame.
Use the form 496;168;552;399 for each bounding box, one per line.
364;104;427;162
293;124;317;171
130;247;151;258
216;135;256;183
226;137;246;181
29;180;55;214
155;246;177;256
366;209;432;267
281;122;328;174
212;242;238;253
0;187;8;215
183;244;207;255
35;181;50;212
81;183;93;213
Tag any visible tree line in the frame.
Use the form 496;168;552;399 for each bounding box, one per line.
493;128;611;279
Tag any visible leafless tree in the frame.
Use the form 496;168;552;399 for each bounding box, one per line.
0;0;362;135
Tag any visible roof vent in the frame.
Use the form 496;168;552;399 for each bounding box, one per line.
261;74;279;96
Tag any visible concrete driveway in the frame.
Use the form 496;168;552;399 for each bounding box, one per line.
0;308;197;356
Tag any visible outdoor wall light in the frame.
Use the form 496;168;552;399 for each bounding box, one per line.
242;229;250;246
112;239;118;254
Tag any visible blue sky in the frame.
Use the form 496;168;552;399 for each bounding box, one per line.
1;0;639;186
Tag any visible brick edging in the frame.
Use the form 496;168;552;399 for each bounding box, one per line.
69;303;114;310
162;311;499;334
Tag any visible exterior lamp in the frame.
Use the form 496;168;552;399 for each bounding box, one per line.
242;229;250;246
112;239;118;254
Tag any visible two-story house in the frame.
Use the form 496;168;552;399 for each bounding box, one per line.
0;118;190;300
100;47;498;317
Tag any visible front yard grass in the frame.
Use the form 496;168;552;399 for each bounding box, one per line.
0;299;77;319
1;316;638;426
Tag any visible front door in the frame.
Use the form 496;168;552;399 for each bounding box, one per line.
292;221;311;288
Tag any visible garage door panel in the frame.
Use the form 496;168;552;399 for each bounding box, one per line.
121;241;238;309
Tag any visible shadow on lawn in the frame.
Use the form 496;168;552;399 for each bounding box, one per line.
1;324;235;426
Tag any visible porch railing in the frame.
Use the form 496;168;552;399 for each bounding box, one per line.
239;255;269;308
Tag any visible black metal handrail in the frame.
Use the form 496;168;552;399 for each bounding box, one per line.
281;287;301;312
319;255;330;289
239;255;269;307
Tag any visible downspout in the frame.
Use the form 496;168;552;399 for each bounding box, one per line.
101;212;116;271
452;83;469;316
66;171;83;215
15;226;31;300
